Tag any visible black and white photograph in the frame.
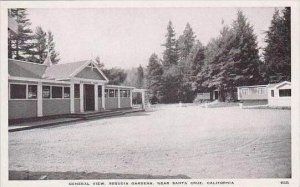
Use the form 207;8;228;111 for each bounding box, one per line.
0;1;299;187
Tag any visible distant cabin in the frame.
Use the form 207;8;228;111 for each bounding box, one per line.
237;81;291;107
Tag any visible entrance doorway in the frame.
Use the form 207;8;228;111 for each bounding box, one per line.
214;91;219;100
84;84;95;111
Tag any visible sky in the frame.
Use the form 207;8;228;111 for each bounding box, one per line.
27;7;282;69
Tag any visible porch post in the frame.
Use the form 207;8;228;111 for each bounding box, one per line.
94;84;98;111
141;90;145;109
130;89;133;107
118;88;121;108
70;83;75;113
102;84;105;110
80;83;84;112
37;81;43;117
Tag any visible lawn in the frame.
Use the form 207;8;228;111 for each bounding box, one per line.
9;106;291;179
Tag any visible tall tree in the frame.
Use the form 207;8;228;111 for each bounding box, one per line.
136;65;144;88
177;23;196;62
162;21;178;67
95;56;105;69
27;26;47;63
8;8;33;60
264;7;291;82
146;53;164;103
47;31;60;64
196;11;260;101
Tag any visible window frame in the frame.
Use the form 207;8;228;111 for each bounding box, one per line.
98;85;102;98
241;88;249;95
105;89;108;98
257;87;266;95
271;90;274;97
109;89;115;98
51;86;63;99
63;86;71;98
9;83;38;100
27;84;38;99
42;85;51;99
74;84;80;99
279;89;291;97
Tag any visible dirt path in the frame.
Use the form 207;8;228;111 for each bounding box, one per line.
9;107;291;179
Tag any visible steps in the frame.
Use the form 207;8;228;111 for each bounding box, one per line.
70;108;145;120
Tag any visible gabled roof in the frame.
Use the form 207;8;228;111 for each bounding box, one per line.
8;59;48;79
9;58;109;82
43;60;89;80
268;81;291;89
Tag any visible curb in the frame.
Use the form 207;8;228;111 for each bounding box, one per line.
9;109;145;132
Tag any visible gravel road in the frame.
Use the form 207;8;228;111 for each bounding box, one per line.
9;106;291;178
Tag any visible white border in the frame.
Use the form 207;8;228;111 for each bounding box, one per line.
1;1;299;187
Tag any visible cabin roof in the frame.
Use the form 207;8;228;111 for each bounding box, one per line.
8;59;108;82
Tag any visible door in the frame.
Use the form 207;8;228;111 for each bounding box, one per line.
84;84;95;111
214;91;219;100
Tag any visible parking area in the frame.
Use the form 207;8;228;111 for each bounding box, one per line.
9;106;291;179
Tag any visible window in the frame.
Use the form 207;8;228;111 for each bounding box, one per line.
241;88;249;95
109;89;115;97
98;86;102;97
105;89;108;98
257;87;266;95
120;90;126;97
64;87;70;98
10;84;26;99
271;90;274;97
127;90;131;98
42;86;51;98
74;84;80;98
115;89;118;97
279;89;291;97
28;85;37;99
52;86;62;98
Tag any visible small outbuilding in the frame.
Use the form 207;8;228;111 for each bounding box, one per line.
237;81;291;107
267;81;291;107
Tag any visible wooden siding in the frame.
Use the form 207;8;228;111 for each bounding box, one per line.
120;97;131;108
9;100;37;119
238;87;267;100
74;99;80;113
43;99;70;116
105;97;118;109
98;98;103;111
75;67;105;80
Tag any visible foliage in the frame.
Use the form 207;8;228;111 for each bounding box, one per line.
103;68;127;85
162;21;178;67
8;8;33;60
264;7;291;83
47;31;60;64
8;8;60;64
145;53;164;103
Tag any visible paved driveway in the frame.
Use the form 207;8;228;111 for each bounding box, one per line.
9;106;291;178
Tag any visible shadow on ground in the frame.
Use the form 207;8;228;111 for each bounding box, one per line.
9;170;190;180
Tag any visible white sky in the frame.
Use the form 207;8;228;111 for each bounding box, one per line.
27;7;281;69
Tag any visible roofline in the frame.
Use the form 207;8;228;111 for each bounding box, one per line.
69;60;91;78
275;81;291;89
9;76;71;84
237;84;268;88
70;77;108;84
106;85;135;89
69;59;109;82
9;58;47;66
